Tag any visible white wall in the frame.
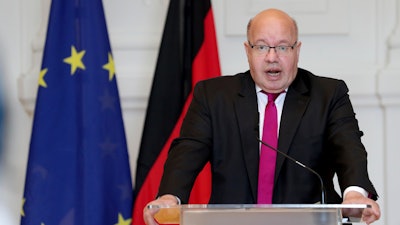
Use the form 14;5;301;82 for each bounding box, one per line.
1;0;399;224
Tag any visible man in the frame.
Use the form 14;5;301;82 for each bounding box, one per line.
143;8;380;224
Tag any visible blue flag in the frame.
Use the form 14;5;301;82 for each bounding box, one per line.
21;0;133;224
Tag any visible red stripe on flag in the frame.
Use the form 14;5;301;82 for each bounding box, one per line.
191;8;221;84
132;94;193;225
187;7;220;204
132;4;220;225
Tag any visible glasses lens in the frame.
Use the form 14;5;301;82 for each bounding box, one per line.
276;46;288;54
249;41;296;56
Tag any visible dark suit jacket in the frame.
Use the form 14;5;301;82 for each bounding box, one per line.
158;68;378;204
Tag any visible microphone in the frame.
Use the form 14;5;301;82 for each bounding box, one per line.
257;138;327;204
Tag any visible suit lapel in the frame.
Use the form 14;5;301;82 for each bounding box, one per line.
234;72;259;201
275;71;310;183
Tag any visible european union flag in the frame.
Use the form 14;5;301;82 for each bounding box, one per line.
20;0;133;224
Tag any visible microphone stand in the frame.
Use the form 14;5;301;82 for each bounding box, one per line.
257;138;327;204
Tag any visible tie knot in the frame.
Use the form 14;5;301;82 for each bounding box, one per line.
263;92;280;102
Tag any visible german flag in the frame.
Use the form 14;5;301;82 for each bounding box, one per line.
132;0;221;224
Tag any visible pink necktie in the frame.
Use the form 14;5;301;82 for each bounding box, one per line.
257;92;280;204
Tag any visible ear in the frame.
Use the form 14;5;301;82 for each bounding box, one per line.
295;41;302;58
244;41;251;59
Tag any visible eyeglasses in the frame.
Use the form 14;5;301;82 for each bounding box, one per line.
248;41;297;56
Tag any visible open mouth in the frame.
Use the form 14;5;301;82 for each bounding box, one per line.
266;69;281;76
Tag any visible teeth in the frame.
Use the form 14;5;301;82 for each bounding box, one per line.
268;71;279;76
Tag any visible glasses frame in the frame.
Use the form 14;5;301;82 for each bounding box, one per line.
248;41;298;56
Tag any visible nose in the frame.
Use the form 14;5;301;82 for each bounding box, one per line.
264;47;279;62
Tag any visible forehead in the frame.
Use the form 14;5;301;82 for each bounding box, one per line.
249;12;296;43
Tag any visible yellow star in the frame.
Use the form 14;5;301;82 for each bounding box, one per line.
63;45;86;75
114;213;132;225
102;52;116;81
38;68;48;88
21;198;26;217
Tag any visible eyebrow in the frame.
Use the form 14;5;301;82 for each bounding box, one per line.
252;40;292;46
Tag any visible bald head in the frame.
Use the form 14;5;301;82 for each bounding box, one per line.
246;9;298;42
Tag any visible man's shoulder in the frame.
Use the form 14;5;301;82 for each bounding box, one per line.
194;71;254;97
298;68;344;84
295;68;348;94
199;71;250;83
196;71;252;89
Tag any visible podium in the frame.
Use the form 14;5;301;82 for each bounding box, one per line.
152;204;369;225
